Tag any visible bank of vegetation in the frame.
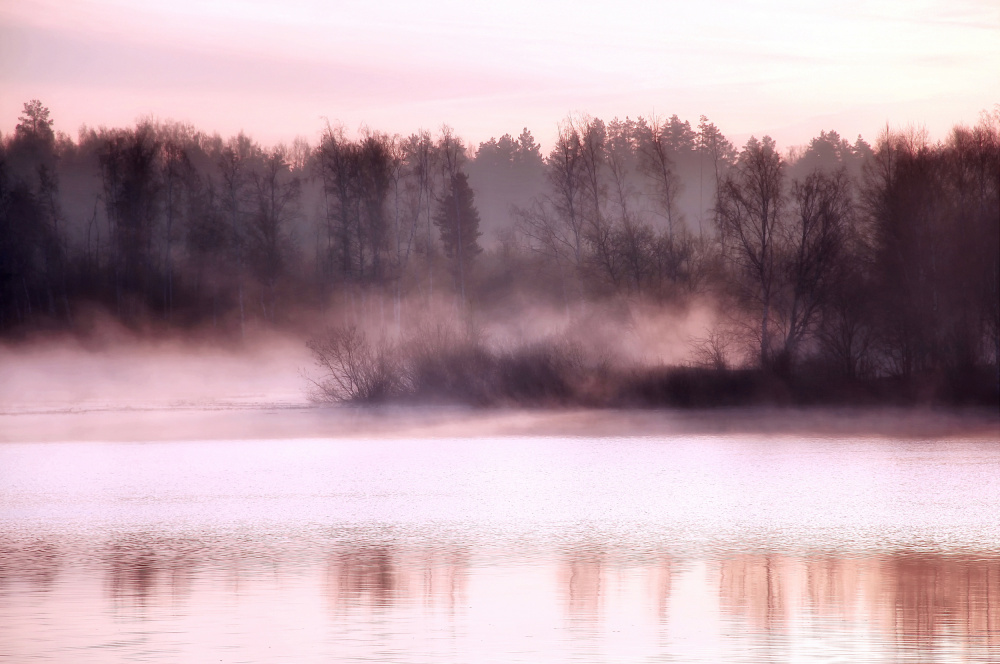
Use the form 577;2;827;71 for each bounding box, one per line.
2;101;998;406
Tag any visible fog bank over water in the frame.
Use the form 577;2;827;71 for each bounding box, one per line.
1;333;996;443
0;293;714;422
0;333;312;412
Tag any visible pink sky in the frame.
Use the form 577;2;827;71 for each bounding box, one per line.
1;0;998;152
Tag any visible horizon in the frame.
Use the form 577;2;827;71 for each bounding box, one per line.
2;0;998;153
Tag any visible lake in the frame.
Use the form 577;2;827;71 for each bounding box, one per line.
1;405;998;663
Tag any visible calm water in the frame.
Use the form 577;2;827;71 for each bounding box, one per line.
1;409;998;663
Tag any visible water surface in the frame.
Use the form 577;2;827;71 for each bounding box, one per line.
1;408;998;662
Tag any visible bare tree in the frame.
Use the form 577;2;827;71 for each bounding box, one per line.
697;116;737;234
716;136;783;367
401;130;437;300
98;122;162;320
576;117;621;288
218;132;258;336
388;134;417;331
640;114;683;238
513;121;587;302
248;145;300;321
775;169;853;369
160;130;195;319
357;130;394;285
317;125;362;282
817;266;876;379
606;122;647;293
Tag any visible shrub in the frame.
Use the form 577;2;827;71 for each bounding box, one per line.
305;326;403;403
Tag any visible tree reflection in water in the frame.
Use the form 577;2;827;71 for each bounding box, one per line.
717;552;1000;654
325;544;468;613
0;535;997;662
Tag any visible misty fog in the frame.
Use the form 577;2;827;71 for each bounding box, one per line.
1;101;998;409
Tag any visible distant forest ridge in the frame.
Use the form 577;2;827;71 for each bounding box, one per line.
1;100;998;400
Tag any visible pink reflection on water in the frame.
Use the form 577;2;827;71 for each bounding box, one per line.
2;536;999;662
0;414;997;661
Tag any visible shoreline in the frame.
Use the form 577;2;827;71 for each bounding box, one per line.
3;402;997;444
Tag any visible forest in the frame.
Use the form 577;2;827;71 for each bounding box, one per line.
1;100;998;406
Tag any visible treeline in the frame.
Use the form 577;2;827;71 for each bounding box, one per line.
1;101;998;401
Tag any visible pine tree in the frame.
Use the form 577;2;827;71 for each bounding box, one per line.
15;100;55;144
434;172;482;299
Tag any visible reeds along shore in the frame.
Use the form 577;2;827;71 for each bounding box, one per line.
2;102;999;406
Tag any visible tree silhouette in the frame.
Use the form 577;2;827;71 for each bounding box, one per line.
98;123;162;320
775;169;853;371
434;172;481;300
513;121;587;297
716;136;784;367
15;100;55;145
640;114;683;238
1;97;998;407
248;146;300;321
